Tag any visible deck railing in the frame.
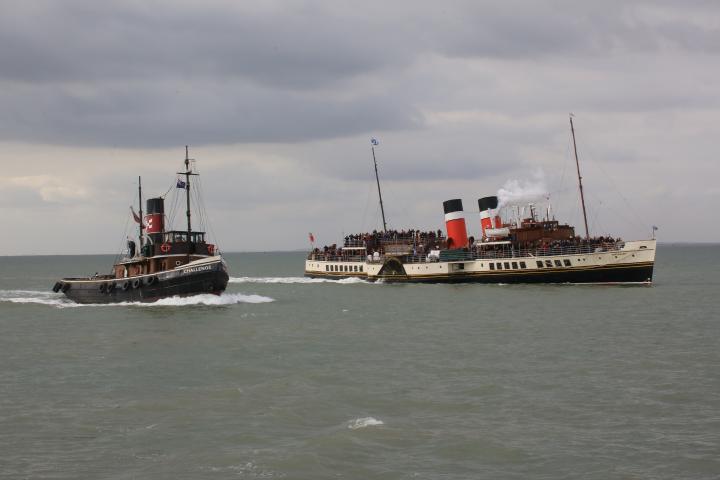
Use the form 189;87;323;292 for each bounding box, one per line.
307;242;624;262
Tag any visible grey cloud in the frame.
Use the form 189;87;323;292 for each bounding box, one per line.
0;80;421;147
1;0;719;150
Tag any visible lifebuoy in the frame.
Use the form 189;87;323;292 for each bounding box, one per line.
132;279;141;289
207;244;215;255
160;243;171;253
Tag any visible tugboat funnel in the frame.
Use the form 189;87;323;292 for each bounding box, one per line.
145;197;165;234
443;199;468;249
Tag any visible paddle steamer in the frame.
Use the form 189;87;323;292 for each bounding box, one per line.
53;148;229;303
305;118;656;284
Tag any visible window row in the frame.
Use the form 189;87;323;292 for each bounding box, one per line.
536;259;572;268
326;264;363;273
489;261;527;270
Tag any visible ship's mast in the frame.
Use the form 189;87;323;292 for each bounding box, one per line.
371;141;387;233
179;146;198;261
138;176;143;250
570;115;590;239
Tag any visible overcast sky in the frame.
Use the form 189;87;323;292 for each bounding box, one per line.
1;0;719;255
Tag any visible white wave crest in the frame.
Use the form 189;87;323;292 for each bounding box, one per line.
348;417;384;430
229;276;368;285
149;293;274;306
0;290;273;308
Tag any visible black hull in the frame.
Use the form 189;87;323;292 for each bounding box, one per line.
306;263;654;284
57;261;229;304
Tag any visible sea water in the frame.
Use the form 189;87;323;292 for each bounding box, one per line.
1;245;718;479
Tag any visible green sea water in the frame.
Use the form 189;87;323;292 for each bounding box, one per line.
1;245;719;479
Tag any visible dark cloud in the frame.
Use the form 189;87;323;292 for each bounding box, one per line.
1;0;718;149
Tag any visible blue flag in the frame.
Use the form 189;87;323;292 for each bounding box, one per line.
177;179;186;189
371;138;379;146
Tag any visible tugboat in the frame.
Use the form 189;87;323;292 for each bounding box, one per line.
53;147;229;303
305;118;656;284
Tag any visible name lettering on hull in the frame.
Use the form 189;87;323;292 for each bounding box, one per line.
182;265;213;274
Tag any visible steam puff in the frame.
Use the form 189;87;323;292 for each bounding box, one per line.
497;171;548;208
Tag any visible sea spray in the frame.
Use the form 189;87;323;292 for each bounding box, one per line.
0;290;274;308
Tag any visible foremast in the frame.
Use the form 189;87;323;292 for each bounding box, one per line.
371;139;388;233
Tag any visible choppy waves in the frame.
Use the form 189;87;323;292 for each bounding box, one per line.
0;290;274;308
229;276;368;284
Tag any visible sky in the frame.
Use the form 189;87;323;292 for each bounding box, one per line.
1;0;719;255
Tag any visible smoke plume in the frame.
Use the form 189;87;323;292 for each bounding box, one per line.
497;171;548;208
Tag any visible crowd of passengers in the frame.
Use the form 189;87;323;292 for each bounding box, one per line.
310;232;623;260
344;229;444;246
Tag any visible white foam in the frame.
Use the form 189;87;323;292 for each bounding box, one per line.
148;293;274;306
348;417;384;430
229;276;369;285
0;290;273;308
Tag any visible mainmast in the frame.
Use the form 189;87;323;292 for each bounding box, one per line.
138;176;143;249
371;139;387;233
179;146;198;259
570;115;590;239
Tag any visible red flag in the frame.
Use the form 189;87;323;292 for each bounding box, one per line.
130;207;145;228
309;232;315;243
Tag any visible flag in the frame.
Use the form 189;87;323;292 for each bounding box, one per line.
371;138;379;146
177;178;186;189
652;225;658;231
309;232;315;243
130;206;145;228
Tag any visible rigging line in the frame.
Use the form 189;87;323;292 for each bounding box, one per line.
574;130;649;231
112;190;135;269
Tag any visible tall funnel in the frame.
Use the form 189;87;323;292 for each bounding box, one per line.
478;196;502;238
443;199;468;249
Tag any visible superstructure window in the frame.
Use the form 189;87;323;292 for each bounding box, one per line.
554;260;562;267
496;263;502;270
504;262;510;269
325;265;329;271
359;266;363;272
490;263;495;270
520;261;527;269
536;261;543;268
563;259;571;267
511;262;518;269
545;260;553;268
